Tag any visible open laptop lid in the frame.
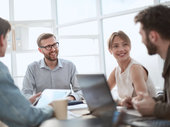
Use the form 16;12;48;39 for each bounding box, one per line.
77;74;117;117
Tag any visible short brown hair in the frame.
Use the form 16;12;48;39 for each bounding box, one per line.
0;17;11;37
135;5;170;40
108;30;131;50
37;33;56;47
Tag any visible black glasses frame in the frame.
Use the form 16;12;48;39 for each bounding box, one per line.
39;42;59;51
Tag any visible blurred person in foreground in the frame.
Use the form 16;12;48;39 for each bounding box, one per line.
0;17;55;127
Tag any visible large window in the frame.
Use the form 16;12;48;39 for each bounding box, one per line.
14;25;53;51
60;38;100;73
160;0;170;2
0;0;9;19
57;0;96;24
1;0;169;90
58;21;98;35
102;0;153;14
58;21;100;73
14;0;52;20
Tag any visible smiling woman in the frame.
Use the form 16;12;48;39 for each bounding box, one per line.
107;30;156;108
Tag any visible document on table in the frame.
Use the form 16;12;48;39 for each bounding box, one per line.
68;103;88;110
36;89;70;107
67;111;82;119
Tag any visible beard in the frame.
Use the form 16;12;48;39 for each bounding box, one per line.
44;51;58;61
145;35;157;55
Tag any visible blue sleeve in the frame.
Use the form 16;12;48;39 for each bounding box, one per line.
0;63;53;127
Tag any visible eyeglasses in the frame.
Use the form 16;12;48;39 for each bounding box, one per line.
39;42;59;51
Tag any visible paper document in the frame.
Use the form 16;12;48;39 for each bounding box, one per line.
36;89;70;107
68;103;88;110
67;111;82;119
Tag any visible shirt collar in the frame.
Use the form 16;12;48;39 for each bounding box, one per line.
40;59;47;69
162;46;170;77
40;58;63;70
57;58;63;68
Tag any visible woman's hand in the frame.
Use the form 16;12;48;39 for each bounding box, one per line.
120;97;133;109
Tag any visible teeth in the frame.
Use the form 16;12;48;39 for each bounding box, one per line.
117;53;126;57
120;53;124;55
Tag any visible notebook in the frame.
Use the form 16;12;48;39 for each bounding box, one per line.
77;74;170;127
36;89;70;107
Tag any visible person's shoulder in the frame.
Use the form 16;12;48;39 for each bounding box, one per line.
130;58;148;72
60;58;75;66
0;61;6;68
0;61;11;80
59;59;76;71
0;61;9;72
27;60;42;71
130;64;142;70
28;60;41;67
130;59;143;69
130;63;146;78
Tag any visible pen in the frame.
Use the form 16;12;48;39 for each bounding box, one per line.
32;96;41;106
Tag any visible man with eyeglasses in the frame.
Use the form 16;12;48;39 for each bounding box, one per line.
22;33;83;104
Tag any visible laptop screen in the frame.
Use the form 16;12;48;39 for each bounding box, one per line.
77;74;116;116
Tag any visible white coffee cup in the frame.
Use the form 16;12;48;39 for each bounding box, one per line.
51;99;68;120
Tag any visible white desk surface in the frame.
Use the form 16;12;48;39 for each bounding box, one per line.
117;106;142;117
40;105;141;127
40;105;95;127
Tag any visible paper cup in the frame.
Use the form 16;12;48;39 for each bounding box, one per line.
51;99;68;120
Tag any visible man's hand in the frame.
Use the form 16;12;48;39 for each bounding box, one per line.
66;95;75;100
132;93;156;116
29;92;41;104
